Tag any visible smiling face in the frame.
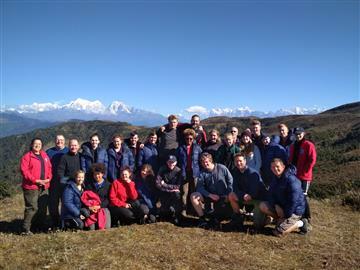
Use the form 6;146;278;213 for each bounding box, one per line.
90;135;100;150
279;125;288;138
271;160;285;177
75;172;85;186
55;135;65;149
93;171;104;183
191;116;200;127
148;134;157;145
296;132;305;141
112;137;122;149
69;139;79;154
121;169;131;182
234;155;247;171
169;119;178;129
140;167;150;179
130;134;139;146
32;139;42;154
252;124;261;136
209;131;219;143
241;135;251;144
201;157;215;171
230;127;238;139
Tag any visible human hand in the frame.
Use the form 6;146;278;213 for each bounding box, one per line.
125;203;131;209
139;143;145;149
160;126;165;132
243;194;252;202
80;215;85;220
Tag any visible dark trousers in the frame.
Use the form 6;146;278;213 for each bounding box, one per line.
204;197;232;221
110;200;149;225
63;218;84;230
22;188;49;232
181;173;197;214
300;180;311;220
49;183;65;228
159;191;182;217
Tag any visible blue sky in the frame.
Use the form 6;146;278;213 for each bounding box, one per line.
1;0;359;115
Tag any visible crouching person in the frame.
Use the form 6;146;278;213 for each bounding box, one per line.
259;158;307;237
191;152;233;229
109;167;149;225
61;170;86;230
83;163;111;230
228;153;268;231
156;155;183;225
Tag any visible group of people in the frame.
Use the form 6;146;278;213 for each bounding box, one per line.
20;114;317;237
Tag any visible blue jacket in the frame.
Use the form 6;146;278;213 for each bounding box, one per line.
107;143;134;182
261;142;288;182
61;180;82;220
46;146;69;183
268;165;305;218
272;135;294;158
137;143;159;173
196;163;233;198
232;166;268;201
81;142;108;177
176;143;202;180
134;174;158;210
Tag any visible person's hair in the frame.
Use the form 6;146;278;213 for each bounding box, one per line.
91;163;106;174
251;119;261;126
233;152;246;160
120;166;133;178
130;131;138;137
31;137;42;146
224;132;233;139
69;138;79;144
200;152;213;163
168;114;178;122
90;133;100;140
183;128;196;138
271;158;285;166
55;134;65;140
191;114;200;120
148;131;157;138
209;129;219;136
74;170;85;178
139;164;154;177
239;142;254;156
278;123;289;131
112;134;122;140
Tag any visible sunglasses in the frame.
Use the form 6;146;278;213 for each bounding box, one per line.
185;137;194;140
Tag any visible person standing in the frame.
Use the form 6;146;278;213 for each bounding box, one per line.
137;132;159;174
46;134;69;229
20;138;52;234
81;133;108;181
289;127;317;223
107;134;134;182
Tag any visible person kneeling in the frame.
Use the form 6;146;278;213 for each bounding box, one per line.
109;167;149;225
259;159;307;237
228;153;268;231
190;152;233;229
61;170;86;231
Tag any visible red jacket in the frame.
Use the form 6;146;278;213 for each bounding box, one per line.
289;140;317;181
81;190;107;230
20;150;52;190
109;179;138;207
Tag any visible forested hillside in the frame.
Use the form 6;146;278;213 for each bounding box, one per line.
1;102;359;208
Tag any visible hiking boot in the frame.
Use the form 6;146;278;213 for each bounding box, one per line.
208;217;221;231
300;218;312;234
21;230;33;236
148;214;156;224
228;214;244;231
197;217;208;228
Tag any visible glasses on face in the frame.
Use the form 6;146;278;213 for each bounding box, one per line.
185;137;194;141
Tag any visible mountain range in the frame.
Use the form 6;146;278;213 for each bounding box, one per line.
1;98;325;136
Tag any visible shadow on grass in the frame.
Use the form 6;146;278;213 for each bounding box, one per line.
0;219;22;234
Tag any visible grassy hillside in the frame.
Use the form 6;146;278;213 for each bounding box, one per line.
0;194;359;269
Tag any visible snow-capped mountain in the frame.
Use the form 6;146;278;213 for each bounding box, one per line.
183;105;324;119
5;98;166;126
4;99;325;127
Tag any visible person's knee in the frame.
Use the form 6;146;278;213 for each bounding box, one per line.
228;192;238;203
190;192;202;204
